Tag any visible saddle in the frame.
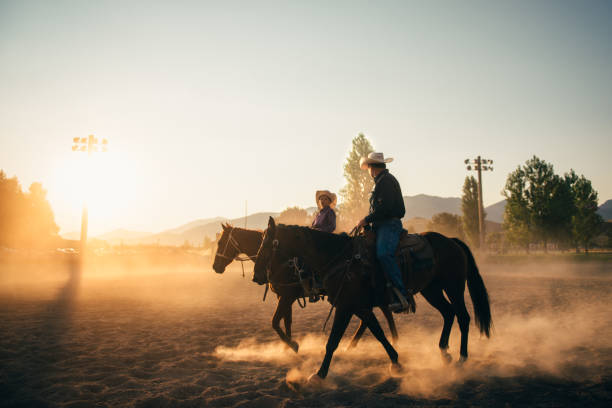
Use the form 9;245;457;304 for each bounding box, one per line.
357;229;435;295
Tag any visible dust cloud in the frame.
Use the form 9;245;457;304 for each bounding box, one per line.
1;251;610;406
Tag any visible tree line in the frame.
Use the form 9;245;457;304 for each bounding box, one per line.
278;135;607;253
501;156;603;252
0;170;59;248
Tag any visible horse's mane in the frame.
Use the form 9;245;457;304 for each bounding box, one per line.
276;224;351;255
223;223;263;234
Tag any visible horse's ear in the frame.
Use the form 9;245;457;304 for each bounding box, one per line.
221;223;227;230
268;216;276;229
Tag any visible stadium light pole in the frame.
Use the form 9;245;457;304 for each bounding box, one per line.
72;135;108;250
464;156;493;249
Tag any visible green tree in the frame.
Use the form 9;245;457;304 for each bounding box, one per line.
503;166;531;251
503;156;575;252
277;206;310;226
461;176;483;248
338;133;374;226
427;212;464;238
567;172;603;252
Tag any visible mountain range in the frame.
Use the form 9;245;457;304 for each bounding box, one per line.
62;195;612;246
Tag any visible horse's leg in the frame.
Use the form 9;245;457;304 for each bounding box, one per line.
347;305;398;350
379;305;399;345
314;309;352;379
272;296;299;353
346;319;367;350
444;284;470;361
283;297;294;340
421;285;456;363
355;308;400;371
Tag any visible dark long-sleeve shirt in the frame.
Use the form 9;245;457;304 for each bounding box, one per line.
311;206;336;233
364;169;405;225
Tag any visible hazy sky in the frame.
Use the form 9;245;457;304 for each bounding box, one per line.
1;0;611;235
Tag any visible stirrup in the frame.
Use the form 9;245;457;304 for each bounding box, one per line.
389;287;416;314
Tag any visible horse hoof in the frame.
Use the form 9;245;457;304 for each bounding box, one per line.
288;341;299;353
440;350;453;364
456;355;468;366
389;361;404;377
307;373;325;386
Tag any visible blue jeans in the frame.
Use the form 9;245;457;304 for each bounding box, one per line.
374;219;406;296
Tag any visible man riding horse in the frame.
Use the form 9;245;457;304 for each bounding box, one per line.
355;152;415;313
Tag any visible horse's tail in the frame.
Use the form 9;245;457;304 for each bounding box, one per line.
452;238;492;338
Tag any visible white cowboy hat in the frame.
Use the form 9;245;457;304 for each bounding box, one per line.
315;190;337;209
359;152;394;170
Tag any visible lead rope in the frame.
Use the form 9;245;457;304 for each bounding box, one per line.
262;283;269;301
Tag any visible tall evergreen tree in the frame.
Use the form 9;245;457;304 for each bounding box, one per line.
338;134;374;225
461;176;482;247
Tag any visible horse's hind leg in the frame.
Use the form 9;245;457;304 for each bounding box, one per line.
355;308;400;369
421;285;455;362
445;285;470;361
272;296;299;353
314;309;352;379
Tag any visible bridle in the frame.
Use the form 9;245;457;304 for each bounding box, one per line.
215;227;256;262
215;227;256;277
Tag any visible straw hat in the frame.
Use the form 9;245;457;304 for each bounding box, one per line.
359;152;394;170
315;190;337;209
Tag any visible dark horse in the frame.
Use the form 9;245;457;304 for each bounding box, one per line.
253;217;492;380
212;223;399;352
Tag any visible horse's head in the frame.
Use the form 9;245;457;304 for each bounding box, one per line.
253;217;312;285
212;223;238;274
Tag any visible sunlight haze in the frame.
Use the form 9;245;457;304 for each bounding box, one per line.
1;0;610;235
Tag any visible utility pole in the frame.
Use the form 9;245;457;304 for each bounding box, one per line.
72;135;108;251
464;156;493;249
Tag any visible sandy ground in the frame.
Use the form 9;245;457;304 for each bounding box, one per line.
0;254;611;407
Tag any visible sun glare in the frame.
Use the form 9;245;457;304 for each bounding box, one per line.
52;148;139;233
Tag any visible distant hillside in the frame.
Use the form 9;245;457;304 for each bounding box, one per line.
403;194;461;219
485;200;506;223
172;212;279;246
598;200;612;221
102;212;280;246
90;195;610;246
162;217;228;235
96;229;152;242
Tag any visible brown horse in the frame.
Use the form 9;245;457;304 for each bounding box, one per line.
253;217;492;380
212;223;399;353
